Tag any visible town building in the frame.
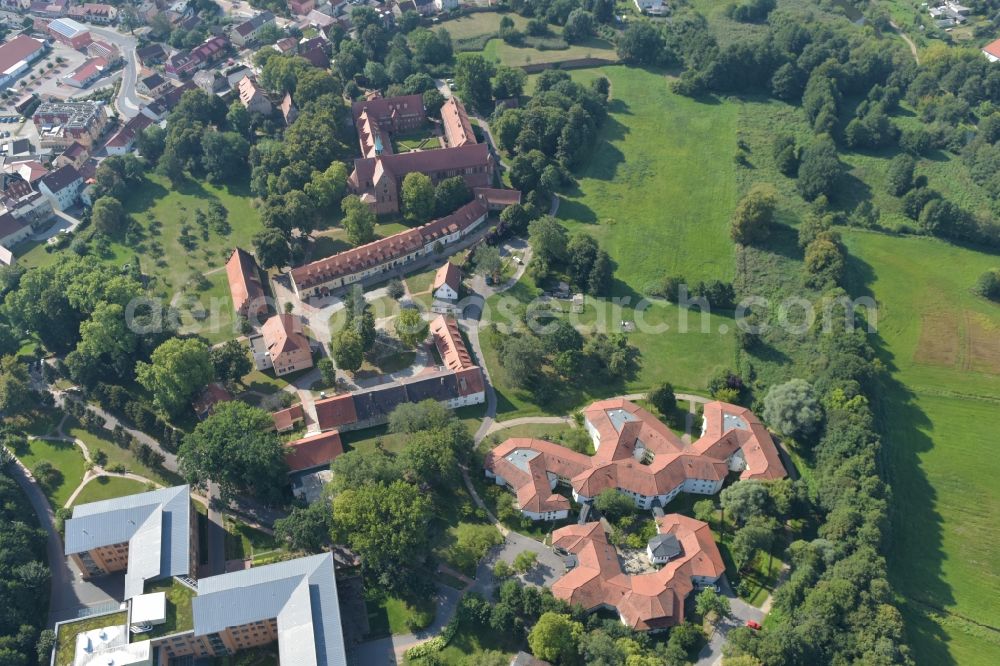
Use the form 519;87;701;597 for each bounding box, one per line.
232;10;276;47
440;96;475;147
192;382;233;419
63;485;196;599
285;430;344;473
137;72;171;97
237;75;272;115
633;0;667;15
272;403;305;432
432;261;461;301
105;113;153;156
143;81;198;120
46;17;93;48
485;399;787;520
164;35;229;79
136;43;166;66
0;35;47;88
551;515;724;631
251;313;314;376
280;92;299;125
27;0;68;18
68;2;118;24
225;247;268;320
54;141;88;169
63;56;108;88
288;0;316;15
291;197;492;298
37;164;83;210
0;212;32;250
193;69;227;93
312;315;485;432
32;100;109;149
87;39;121;62
435;0;459;10
984;37;1000;62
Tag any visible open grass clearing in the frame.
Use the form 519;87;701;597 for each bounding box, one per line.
481;35;617;66
842;230;1000;665
72;476;152;505
16;437;86;508
66;419;179;487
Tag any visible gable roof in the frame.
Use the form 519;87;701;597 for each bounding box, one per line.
272;403;305;431
261;313;310;357
314;393;358;431
984;38;1000;59
235;10;275;36
285;430;344;472
193;553;347;666
225;247;265;314
430;315;474;371
38;164;81;193
440;96;476;148
65;485;191;599
432;261;461;294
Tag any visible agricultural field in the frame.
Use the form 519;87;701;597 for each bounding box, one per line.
481;66;739;417
842;231;1000;665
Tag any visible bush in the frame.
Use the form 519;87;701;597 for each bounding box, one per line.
973;269;1000;301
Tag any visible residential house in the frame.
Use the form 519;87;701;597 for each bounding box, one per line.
238;75;273;115
68;2;118;24
284;430;344;473
0;213;32;249
432;261;461;301
984;38;1000;62
164;35;229;79
392;0;416;19
63;56;108;88
440;96;475;148
87;39;121;63
37;164;83;210
288;0;316;15
271;403;305;432
232;11;276;47
136;43;166;66
137;72;172;97
485;399;787;521
551;515;724;631
274;36;299;54
192;382;233;419
63;485;196;599
0;35;47;88
32;100;109;149
193;69;227;93
413;0;435;15
54;141;88;170
251;313;314;376
633;0;667;15
46;17;92;48
225;247;268;320
434;0;459;12
27;0;68;18
303;8;336;30
105;113;153;156
279;92;298;125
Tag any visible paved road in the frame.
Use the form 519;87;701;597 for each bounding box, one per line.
5;456;121;625
695;576;766;666
87;25;141;118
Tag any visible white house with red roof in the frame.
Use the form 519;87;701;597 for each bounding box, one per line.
432;261;461;301
983;38;1000;62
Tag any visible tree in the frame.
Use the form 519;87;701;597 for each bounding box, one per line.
332;327;364;373
763;378;823;440
694;499;716;526
528;216;568;265
730;184;777;245
401;172;435;223
455;53;496;110
180;401;288;502
499;334;545;388
648;382;676;417
0;356;33;416
720;481;771;526
252;227;290;270
492;66;526;100
201;131;250;183
473;245;502;282
974;269;1000;302
331;480;434;577
695;587;732;620
563;9;594;43
730;517;777;570
274;501;332;552
226;100;251;137
388;399;453;434
341;196;376;245
886;154;915;197
616;22;665;66
210;340;251;385
797;135;842;201
804;236;845;288
394;308;428;348
434;176;472;217
528;612;584;665
91;196;128;236
512;550;538;573
305;162;348;212
594;489;635;522
135;338;214;416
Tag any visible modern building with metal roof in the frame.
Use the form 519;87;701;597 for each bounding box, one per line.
64;485;194;600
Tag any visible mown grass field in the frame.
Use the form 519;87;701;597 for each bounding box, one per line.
18;438;86;508
481;66;738;418
72;476;150;505
481;35;617;67
842;231;1000;665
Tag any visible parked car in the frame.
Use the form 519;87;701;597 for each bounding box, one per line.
746;620;762;631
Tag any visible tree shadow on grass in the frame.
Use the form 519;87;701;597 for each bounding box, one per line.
122;177;169;216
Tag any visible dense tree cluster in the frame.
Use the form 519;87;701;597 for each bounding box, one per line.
0;462;50;666
526;217;613;295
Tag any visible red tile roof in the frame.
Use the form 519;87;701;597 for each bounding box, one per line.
551;515;724;631
984;38;1000;59
272;403;305;432
314;393;358;431
192;382;233;417
430;315;474;372
432;262;461;294
261;313;310;356
486;399;787;513
0;36;46;75
225;248;266;317
441;97;476;148
285;430;343;472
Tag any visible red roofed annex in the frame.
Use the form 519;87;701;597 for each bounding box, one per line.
485;398;787;520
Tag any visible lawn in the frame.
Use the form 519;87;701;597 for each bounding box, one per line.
54;612;128;666
66;419;180;487
16;437;86;508
365;591;437;637
144;578;195;639
842;230;1000;665
435;11;531;41
481;35;617;67
223;519;280;564
72;476;151;505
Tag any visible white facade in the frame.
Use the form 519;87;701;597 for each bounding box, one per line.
433;282;459;301
434;0;459;10
634;0;667;15
442;390;485;408
37;176;82;211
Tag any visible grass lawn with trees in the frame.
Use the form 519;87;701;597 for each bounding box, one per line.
71;476;151;505
842;230;1000;665
17;437;86;508
480;35;617;67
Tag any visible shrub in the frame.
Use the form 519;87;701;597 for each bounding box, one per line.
973;269;1000;302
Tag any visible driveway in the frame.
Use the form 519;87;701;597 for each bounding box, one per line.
86;25;140;118
694;576;766;666
473;531;567;599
